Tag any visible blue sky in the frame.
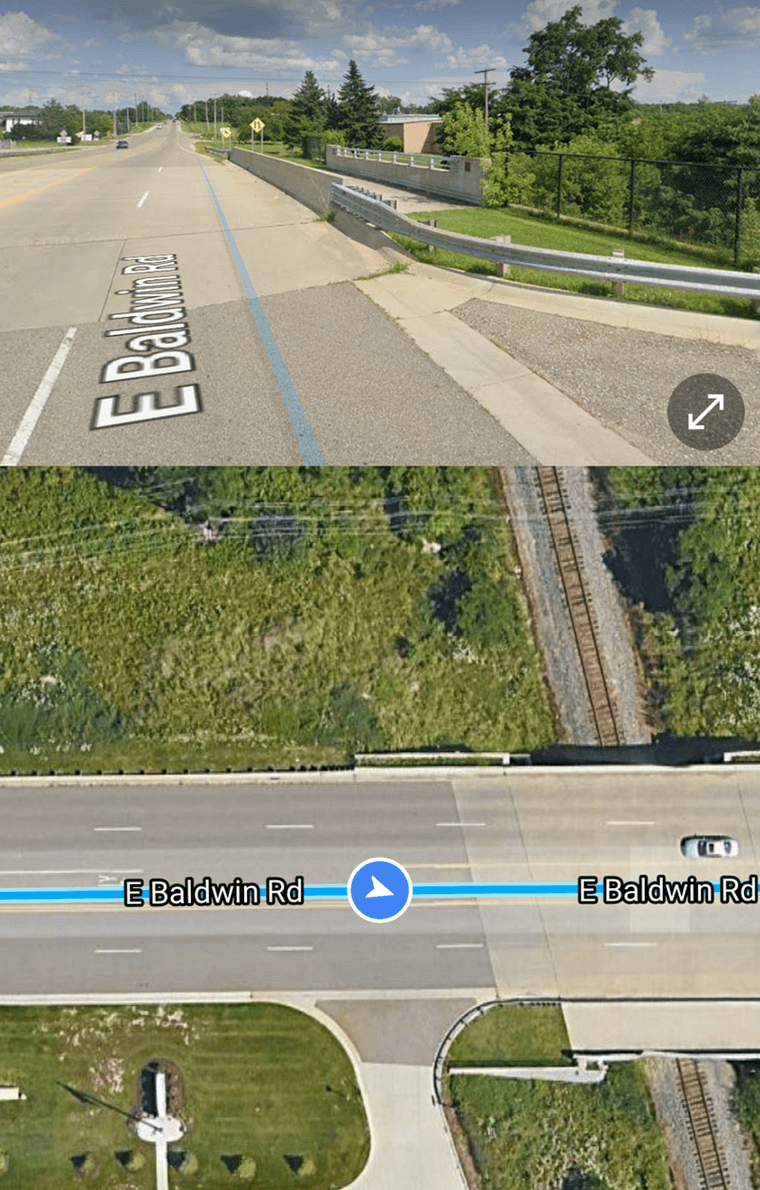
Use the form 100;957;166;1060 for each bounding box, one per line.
1;0;758;115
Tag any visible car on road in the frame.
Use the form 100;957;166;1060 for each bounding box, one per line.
680;835;738;858
116;140;129;149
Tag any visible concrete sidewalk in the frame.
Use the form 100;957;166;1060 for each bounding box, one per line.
342;172;760;462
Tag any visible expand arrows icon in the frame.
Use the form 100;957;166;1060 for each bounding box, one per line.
688;393;724;430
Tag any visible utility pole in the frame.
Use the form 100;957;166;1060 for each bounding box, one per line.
81;84;86;139
213;97;217;139
112;91;117;136
205;98;209;131
474;67;495;133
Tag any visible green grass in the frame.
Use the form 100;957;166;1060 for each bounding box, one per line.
446;1004;572;1068
0;468;556;775
450;1060;671;1190
390;204;760;320
0;1003;369;1189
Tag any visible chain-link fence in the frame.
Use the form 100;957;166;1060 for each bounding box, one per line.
505;150;760;265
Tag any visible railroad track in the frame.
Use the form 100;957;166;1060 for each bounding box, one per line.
534;467;622;747
676;1058;731;1189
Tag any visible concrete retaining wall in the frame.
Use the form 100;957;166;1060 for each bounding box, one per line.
228;146;410;257
326;147;487;206
229;146;342;215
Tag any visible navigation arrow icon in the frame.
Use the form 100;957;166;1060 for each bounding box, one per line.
366;875;393;898
688;393;724;430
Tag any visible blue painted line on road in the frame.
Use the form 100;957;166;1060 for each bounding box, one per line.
198;162;325;466
0;882;725;906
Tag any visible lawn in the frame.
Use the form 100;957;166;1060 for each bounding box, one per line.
446;1004;572;1069
390;204;760;320
0;1003;369;1190
0;467;556;775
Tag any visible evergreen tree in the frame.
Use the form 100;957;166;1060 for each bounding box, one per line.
283;70;326;149
334;60;383;148
324;86;341;131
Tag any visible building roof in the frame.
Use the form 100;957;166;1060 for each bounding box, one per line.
378;114;443;123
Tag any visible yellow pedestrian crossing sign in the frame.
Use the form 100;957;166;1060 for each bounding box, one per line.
251;118;265;133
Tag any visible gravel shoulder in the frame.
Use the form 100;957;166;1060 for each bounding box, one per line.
453;299;760;463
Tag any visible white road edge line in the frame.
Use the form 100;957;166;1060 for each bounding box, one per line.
1;328;77;465
137;191;149;208
266;946;314;952
265;824;314;830
95;948;142;954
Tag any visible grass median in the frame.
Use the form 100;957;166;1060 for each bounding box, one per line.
0;1002;369;1189
391;205;759;320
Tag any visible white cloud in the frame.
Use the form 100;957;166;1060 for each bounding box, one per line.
684;5;760;50
622;8;671;56
632;68;708;101
0;11;61;71
438;44;508;69
156;21;344;77
415;0;460;9
517;0;618;35
342;23;452;66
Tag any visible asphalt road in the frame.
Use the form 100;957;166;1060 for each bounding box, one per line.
0;124;531;465
2;770;760;1001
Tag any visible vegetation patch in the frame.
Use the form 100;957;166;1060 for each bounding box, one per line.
446;1004;572;1069
0;467;554;774
602;467;760;738
450;1060;671;1190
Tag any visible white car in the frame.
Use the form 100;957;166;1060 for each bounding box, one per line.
680;835;738;858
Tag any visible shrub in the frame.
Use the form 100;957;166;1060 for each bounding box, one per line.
237;1155;257;1179
0;1151;8;1176
381;135;404;152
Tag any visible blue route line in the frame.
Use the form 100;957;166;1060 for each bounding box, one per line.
198;162;325;466
0;882;725;905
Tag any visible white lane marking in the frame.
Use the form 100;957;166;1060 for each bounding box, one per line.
604;942;658;948
1;328;77;465
605;820;656;826
0;868;142;876
265;824;314;830
95;948;142;954
266;946;314;952
137;191;149;208
158;167;163;173
436;822;487;827
92;827;143;832
436;943;484;950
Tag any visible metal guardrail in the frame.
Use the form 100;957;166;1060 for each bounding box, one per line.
331;182;760;301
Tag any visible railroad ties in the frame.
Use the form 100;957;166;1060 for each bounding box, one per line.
676;1058;731;1189
534;467;622;748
